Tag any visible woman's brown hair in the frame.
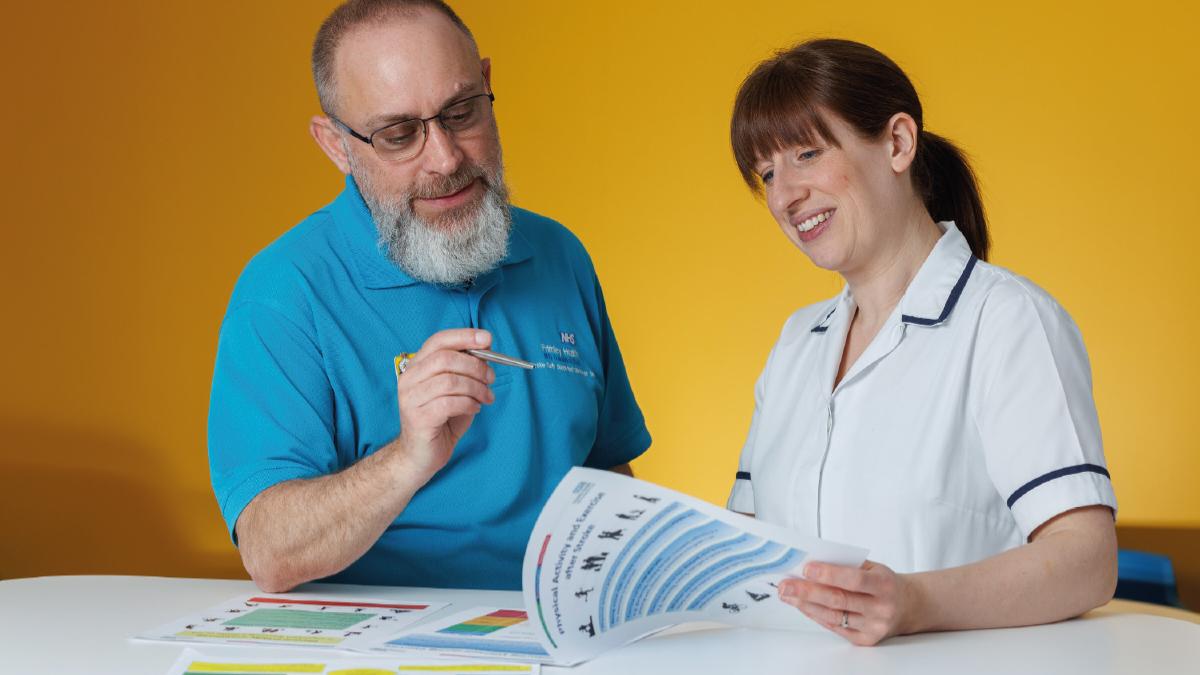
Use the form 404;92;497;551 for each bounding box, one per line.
730;39;989;260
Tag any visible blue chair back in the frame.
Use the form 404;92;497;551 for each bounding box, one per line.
1115;548;1181;607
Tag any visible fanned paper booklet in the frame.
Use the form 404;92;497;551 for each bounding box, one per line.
516;467;868;665
140;469;865;667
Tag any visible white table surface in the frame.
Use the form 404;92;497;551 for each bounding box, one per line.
2;575;1198;674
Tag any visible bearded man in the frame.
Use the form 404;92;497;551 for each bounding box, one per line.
207;0;650;592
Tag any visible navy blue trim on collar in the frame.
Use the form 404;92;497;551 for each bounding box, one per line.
1006;463;1111;509
901;255;979;327
735;471;752;481
810;306;837;334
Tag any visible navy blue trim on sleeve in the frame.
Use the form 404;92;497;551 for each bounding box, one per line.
902;255;978;327
736;471;752;481
1006;463;1111;509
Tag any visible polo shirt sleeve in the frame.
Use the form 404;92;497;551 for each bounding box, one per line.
208;299;338;544
582;277;651;470
971;283;1117;540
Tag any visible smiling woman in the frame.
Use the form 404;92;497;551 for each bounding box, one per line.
725;39;1119;645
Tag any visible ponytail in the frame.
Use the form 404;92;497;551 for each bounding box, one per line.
915;132;989;261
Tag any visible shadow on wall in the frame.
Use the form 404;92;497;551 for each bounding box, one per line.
0;421;246;582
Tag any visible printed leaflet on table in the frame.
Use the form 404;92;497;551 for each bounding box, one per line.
373;606;552;663
137;592;445;650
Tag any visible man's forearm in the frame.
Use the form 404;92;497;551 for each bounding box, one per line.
235;440;432;592
905;506;1117;634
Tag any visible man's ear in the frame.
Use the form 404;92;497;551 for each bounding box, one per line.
310;115;352;174
481;57;492;90
887;112;919;174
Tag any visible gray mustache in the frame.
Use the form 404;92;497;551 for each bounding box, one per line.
412;165;486;200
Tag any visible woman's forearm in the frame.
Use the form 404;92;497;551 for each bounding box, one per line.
904;506;1117;634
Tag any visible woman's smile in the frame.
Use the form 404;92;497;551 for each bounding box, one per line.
792;208;836;242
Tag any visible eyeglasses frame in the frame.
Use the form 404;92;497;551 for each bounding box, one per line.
327;92;496;161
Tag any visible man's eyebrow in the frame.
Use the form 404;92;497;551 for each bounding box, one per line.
363;81;484;130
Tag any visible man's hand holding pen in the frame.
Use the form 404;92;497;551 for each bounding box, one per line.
390;329;534;483
391;328;497;481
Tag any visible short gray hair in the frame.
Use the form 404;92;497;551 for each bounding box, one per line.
312;0;477;116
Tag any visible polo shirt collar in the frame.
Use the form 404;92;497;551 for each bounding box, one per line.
809;221;977;333
333;174;534;290
898;221;978;327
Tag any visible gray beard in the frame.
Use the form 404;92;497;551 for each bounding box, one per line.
351;157;512;286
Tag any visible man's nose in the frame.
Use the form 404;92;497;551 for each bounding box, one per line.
419;121;465;175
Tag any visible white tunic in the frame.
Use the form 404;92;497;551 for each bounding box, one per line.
728;223;1117;574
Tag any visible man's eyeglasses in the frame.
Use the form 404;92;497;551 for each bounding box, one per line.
330;92;496;162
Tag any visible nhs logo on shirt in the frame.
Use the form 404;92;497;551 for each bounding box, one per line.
538;330;594;378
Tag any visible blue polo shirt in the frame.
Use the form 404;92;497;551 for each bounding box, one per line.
208;176;650;590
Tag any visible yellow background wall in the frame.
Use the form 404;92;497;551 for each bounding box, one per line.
1;1;1196;581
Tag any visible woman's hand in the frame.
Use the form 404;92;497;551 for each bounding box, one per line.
778;560;921;646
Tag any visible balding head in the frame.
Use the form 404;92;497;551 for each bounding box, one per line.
312;0;478;117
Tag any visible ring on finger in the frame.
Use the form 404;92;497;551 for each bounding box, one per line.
840;610;850;629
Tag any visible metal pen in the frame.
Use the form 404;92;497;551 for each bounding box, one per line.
465;348;535;370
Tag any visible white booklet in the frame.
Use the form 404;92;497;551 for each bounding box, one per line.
520;468;868;665
136;592;445;650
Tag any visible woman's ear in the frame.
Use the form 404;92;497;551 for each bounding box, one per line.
887;112;919;174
